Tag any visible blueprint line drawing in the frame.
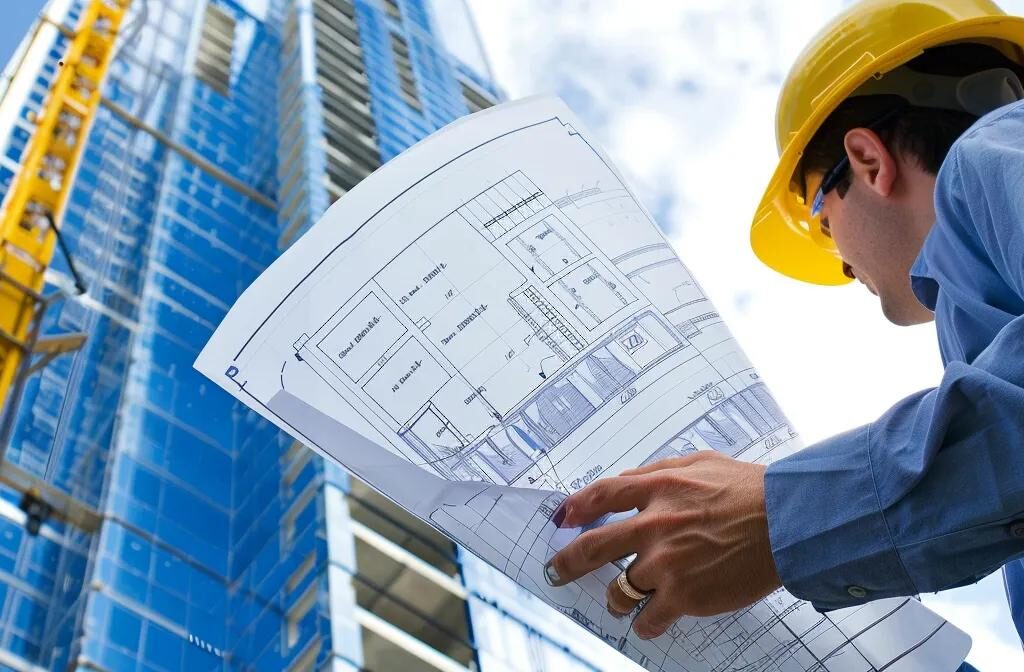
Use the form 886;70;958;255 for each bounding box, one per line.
196;96;970;671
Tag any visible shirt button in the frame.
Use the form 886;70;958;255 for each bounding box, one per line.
847;585;868;599
1010;522;1024;539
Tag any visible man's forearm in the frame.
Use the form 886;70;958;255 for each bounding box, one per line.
767;315;1024;609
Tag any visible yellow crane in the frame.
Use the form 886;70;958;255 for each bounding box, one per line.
0;0;132;534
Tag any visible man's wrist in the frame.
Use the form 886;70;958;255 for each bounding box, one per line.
758;465;783;590
764;427;916;610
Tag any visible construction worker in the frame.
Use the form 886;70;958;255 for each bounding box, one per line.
542;0;1024;664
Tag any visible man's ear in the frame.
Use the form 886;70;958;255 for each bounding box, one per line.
843;127;898;197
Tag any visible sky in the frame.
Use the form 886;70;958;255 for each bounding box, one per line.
0;1;46;69
464;0;1024;669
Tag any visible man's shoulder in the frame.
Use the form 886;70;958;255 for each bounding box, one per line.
936;100;1024;205
949;99;1024;168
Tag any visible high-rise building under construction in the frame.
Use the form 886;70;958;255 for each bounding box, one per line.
0;1;604;669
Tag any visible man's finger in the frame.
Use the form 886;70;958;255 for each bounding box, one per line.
632;590;681;640
545;518;642;587
560;474;650;527
606;562;654;616
618;451;706;477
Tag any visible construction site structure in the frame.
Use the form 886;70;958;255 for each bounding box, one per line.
0;1;613;671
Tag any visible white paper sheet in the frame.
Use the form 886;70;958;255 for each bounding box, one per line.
195;96;970;671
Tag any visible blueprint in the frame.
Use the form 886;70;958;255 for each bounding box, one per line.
195;96;970;671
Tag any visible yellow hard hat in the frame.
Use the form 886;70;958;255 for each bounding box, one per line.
751;0;1024;285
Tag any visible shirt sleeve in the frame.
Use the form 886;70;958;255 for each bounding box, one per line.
763;124;1024;611
766;317;1024;609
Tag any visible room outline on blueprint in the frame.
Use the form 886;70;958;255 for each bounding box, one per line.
197;96;970;672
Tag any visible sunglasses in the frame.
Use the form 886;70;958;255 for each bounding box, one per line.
808;104;908;218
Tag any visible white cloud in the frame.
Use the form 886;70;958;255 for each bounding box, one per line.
924;572;1024;671
467;0;1024;667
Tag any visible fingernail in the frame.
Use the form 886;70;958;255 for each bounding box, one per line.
607;606;627;619
544;561;563;586
552;501;571;528
634;628;657;640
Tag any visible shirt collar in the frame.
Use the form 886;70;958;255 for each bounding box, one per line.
910;240;939;311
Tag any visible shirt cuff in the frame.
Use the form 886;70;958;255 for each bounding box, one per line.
764;425;918;610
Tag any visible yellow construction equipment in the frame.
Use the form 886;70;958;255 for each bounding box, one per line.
0;0;130;415
0;0;132;534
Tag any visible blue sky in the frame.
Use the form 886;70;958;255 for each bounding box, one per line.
0;1;47;69
467;0;1024;668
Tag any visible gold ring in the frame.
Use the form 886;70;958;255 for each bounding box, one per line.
615;569;650;601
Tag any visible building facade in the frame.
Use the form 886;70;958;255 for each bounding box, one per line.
0;0;609;670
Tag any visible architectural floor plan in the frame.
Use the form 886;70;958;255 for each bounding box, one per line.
196;97;970;671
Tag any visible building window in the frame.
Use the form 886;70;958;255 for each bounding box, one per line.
282;441;313;489
311;0;382;202
285;582;318;649
351;525;473;665
342;480;473;667
286;551;317;594
389;33;422;110
195;3;235;96
282;482;318;549
359;622;456;672
461;81;495;114
346;479;459;576
383;0;402;20
288;638;321;672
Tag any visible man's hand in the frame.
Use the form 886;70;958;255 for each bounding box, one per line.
544;451;782;640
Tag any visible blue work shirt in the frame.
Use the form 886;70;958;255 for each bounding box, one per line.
764;99;1024;646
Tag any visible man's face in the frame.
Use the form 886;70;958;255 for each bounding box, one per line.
806;156;936;326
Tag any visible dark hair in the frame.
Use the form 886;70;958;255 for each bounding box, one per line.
801;43;1024;190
